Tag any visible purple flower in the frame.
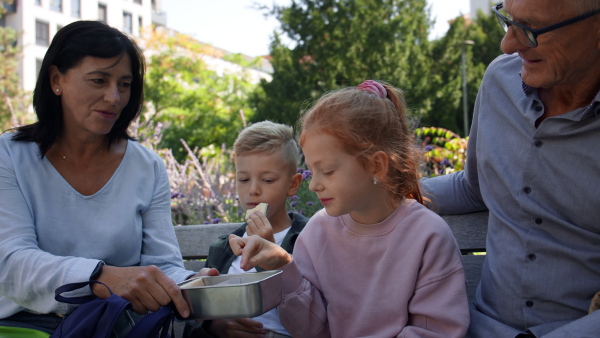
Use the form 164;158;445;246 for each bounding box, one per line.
306;201;315;206
423;145;434;152
290;201;298;208
171;192;180;199
211;218;221;224
203;221;210;224
440;158;450;167
296;168;304;174
289;195;300;201
302;170;312;180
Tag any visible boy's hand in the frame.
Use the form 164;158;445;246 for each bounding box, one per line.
245;211;275;243
229;234;291;271
190;267;220;279
206;318;265;337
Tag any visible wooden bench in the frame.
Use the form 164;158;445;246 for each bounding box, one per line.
172;211;488;336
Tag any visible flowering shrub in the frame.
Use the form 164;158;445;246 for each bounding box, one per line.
140;124;466;226
416;127;468;177
287;168;322;217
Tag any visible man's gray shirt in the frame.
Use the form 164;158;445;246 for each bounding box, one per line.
421;53;600;337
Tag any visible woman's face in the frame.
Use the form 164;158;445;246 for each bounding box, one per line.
51;54;133;138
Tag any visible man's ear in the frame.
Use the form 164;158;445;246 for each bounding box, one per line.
287;173;303;197
371;151;389;182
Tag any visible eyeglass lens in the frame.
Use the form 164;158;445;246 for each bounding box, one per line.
494;6;537;47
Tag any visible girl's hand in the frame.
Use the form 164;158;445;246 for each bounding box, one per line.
245;211;275;243
229;234;291;271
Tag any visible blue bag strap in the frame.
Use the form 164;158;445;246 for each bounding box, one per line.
126;303;174;338
54;281;112;304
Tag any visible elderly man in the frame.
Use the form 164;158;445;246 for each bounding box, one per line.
421;0;600;337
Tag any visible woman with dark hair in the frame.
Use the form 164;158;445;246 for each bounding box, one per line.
0;21;216;334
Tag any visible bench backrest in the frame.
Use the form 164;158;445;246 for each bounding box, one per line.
174;211;488;302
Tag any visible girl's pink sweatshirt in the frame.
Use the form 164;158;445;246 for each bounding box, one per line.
277;199;469;337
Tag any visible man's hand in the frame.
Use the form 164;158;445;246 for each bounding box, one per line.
229;234;291;271
245;210;275;243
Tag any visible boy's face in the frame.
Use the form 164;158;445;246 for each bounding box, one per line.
235;151;299;222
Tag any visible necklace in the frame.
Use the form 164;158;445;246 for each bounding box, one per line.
56;144;104;161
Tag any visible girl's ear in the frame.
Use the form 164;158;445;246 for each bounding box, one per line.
371;151;389;182
287;173;303;197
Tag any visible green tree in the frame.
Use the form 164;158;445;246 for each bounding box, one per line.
0;1;30;130
251;0;434;127
423;9;504;135
140;29;260;160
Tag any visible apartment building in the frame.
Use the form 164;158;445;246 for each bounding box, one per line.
1;0;166;92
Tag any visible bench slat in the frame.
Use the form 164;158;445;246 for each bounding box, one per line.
175;223;241;259
443;211;488;252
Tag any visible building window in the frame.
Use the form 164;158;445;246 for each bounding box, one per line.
50;0;63;12
35;0;42;6
123;12;132;34
36;20;50;46
138;16;143;35
98;4;107;22
151;0;157;11
134;0;142;4
71;0;80;17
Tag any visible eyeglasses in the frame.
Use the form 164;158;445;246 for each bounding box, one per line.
492;2;600;48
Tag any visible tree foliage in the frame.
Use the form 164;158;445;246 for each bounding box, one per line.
251;1;505;136
251;0;434;127
140;28;260;160
0;1;30;131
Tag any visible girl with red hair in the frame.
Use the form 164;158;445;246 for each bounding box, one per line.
229;80;469;337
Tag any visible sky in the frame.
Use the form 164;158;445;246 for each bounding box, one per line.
163;0;471;58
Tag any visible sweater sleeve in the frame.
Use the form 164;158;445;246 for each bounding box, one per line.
398;225;470;338
138;151;196;283
277;257;331;338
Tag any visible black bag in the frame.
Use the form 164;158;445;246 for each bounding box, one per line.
50;281;174;338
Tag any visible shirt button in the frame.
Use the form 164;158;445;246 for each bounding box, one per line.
535;218;543;225
526;300;534;307
523;187;532;194
528;254;537;261
534;140;543;148
535;106;543;112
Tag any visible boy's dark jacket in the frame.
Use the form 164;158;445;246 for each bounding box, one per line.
182;211;309;338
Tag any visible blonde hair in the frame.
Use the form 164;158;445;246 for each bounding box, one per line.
234;121;299;175
299;81;424;205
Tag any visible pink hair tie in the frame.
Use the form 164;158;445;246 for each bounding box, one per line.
356;80;386;98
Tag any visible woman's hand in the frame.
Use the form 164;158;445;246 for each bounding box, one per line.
229;234;291;271
91;265;194;317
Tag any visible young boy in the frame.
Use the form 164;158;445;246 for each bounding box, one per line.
183;121;308;338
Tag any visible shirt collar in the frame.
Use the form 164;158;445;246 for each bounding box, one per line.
520;75;600;118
